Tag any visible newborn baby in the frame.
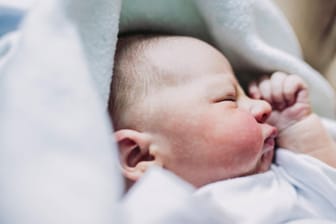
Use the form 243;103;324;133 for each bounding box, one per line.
109;34;336;222
108;34;336;187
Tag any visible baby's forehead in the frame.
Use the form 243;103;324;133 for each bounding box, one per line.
144;36;233;82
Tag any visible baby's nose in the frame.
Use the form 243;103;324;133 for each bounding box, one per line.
250;99;272;123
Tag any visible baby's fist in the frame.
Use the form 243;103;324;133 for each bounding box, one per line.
249;72;311;131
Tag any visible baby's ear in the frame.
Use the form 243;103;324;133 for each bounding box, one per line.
115;129;159;181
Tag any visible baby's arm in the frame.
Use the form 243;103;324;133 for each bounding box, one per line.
249;72;336;168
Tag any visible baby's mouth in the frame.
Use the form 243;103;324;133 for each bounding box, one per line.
256;136;276;173
263;136;275;153
262;127;277;155
255;128;278;173
258;135;275;171
264;127;277;148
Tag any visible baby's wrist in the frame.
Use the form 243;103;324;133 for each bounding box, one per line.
278;113;313;135
276;113;315;151
276;113;336;167
276;113;331;153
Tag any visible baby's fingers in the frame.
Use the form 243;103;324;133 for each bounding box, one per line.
248;81;261;99
270;72;287;109
258;78;272;102
283;75;308;105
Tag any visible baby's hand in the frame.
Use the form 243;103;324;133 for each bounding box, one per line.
248;72;311;132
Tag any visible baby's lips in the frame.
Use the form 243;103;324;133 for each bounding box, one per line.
262;125;277;154
270;126;278;138
263;124;278;140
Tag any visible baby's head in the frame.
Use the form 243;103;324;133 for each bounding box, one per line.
109;35;277;188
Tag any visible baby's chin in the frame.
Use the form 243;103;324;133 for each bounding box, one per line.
235;149;274;179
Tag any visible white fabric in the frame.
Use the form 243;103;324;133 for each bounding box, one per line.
0;0;123;224
195;149;336;224
0;0;35;9
121;167;229;224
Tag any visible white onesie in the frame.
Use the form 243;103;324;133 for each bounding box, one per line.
195;149;336;223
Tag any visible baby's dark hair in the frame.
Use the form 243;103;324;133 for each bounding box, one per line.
108;34;162;130
108;34;191;130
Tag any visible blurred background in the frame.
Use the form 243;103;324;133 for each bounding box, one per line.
273;0;336;90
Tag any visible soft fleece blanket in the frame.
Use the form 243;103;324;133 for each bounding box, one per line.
0;0;335;224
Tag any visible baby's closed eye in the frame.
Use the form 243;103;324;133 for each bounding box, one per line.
213;93;237;103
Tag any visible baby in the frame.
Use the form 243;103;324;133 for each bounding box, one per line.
109;34;336;222
109;34;336;185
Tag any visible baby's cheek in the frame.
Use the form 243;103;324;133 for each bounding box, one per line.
230;116;264;154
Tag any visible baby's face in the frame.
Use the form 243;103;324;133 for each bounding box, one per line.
143;38;277;187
